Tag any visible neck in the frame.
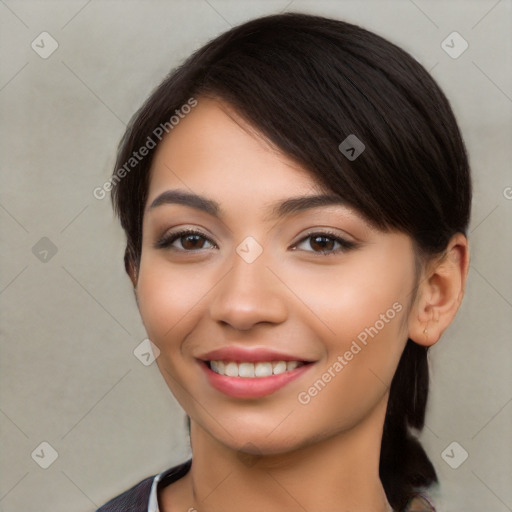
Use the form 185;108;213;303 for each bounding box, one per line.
166;397;393;512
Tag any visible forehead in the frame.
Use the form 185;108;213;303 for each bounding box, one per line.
146;97;328;205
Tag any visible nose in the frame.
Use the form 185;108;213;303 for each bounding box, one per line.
208;251;288;331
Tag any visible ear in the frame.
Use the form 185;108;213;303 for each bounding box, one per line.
408;233;469;347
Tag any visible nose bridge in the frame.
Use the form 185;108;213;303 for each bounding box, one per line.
209;243;288;330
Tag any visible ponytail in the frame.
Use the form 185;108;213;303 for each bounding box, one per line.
380;340;438;510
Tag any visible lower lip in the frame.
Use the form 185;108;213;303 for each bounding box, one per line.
201;361;314;399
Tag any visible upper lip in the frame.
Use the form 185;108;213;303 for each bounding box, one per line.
198;346;314;363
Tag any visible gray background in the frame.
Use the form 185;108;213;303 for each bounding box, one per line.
1;0;511;511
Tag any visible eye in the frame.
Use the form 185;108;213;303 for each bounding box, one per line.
155;229;217;251
292;230;356;255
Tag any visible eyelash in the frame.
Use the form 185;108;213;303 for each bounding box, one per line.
155;228;356;255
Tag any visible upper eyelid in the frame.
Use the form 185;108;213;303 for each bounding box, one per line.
293;227;354;242
158;228;217;247
159;225;216;241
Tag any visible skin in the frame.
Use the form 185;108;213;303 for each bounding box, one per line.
129;97;469;512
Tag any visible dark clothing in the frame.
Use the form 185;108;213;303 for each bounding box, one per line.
95;459;435;511
95;460;192;512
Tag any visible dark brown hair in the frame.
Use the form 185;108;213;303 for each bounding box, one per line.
111;12;471;510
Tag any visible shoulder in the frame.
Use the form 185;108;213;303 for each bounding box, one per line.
95;475;154;512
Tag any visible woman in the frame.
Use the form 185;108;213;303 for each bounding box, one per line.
96;12;471;512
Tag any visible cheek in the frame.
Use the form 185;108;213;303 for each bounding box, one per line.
135;256;215;409
279;254;411;347
275;252;412;403
135;256;212;351
292;300;407;433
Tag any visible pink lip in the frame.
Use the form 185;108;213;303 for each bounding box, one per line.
198;346;312;363
200;361;314;399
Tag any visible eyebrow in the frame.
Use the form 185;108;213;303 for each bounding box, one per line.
148;189;348;220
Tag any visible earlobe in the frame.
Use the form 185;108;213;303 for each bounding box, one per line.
409;233;469;347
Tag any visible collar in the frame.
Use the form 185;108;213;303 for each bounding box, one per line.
147;468;166;512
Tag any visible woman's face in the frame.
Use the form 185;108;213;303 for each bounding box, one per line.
136;97;417;455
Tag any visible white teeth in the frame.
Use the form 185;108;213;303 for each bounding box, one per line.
225;362;239;377
208;360;305;378
272;361;287;375
238;362;255;378
255;362;273;377
210;360;225;374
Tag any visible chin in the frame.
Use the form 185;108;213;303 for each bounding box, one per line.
198;418;321;458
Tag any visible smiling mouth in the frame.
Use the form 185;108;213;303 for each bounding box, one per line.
206;360;309;378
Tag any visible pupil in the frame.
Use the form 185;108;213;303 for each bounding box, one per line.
183;234;203;249
311;236;334;252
